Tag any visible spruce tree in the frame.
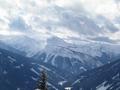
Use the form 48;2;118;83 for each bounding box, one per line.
36;70;48;90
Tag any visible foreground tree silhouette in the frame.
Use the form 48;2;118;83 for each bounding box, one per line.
36;70;48;90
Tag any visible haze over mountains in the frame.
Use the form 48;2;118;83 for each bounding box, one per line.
0;0;120;90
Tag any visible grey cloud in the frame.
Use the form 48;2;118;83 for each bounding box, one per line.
35;6;102;36
90;36;117;43
115;0;120;2
115;16;120;23
9;17;30;32
97;15;119;33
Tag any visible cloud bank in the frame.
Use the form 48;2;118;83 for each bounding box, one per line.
0;0;120;46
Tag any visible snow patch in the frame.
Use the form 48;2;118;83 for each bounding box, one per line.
58;81;67;86
30;68;39;75
8;56;16;63
96;81;110;90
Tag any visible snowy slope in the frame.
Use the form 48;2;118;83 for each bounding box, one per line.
0;48;72;90
0;35;44;57
0;40;25;55
1;35;120;76
33;36;120;76
72;58;120;90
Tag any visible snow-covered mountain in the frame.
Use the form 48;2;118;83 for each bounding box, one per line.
0;40;25;55
0;35;44;57
0;48;74;90
1;44;120;90
1;35;120;76
32;37;120;78
72;58;120;90
0;0;120;90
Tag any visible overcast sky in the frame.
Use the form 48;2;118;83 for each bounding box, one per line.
0;0;120;45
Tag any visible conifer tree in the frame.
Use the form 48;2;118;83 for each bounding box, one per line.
36;70;48;90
